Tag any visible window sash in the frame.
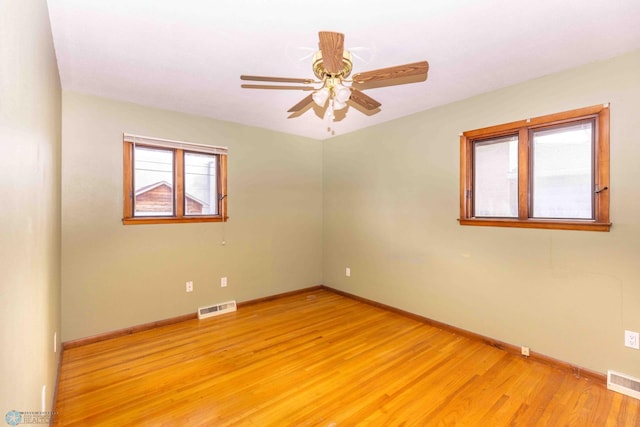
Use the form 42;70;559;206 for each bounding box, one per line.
530;119;595;220
133;146;176;217
472;134;519;218
183;151;220;217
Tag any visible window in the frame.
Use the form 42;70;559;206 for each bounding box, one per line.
459;104;610;231
123;134;228;225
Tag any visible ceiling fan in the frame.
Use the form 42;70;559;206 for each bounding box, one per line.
240;31;429;123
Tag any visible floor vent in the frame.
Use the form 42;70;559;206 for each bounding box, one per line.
607;370;640;400
198;300;237;319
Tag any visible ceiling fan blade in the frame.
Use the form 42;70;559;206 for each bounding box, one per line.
318;31;344;74
287;94;314;113
241;75;315;84
241;84;315;91
352;73;428;91
352;61;429;84
349;89;381;111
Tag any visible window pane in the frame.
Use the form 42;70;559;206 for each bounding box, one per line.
184;152;218;216
134;146;174;216
474;135;519;217
532;122;593;219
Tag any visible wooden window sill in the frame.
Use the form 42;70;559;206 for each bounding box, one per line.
122;216;228;225
458;218;611;232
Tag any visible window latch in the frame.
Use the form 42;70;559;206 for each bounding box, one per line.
594;186;609;194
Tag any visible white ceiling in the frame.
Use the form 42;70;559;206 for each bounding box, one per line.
48;0;640;140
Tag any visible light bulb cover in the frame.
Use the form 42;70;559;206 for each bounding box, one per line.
334;85;351;103
333;99;347;110
312;87;330;107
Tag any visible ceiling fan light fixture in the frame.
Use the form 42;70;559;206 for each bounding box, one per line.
332;98;347;111
312;87;330;107
334;84;351;104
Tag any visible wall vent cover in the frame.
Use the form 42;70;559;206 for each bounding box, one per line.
198;300;237;319
607;370;640;400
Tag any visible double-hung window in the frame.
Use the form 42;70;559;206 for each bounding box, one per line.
459;104;610;231
123;134;228;225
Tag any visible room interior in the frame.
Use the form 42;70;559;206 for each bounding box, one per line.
2;0;640;423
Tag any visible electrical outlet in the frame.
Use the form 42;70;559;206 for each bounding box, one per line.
345;267;351;277
221;277;227;288
521;346;530;357
625;330;639;349
186;281;193;292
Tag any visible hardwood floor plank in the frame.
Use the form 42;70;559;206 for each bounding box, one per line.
54;289;639;425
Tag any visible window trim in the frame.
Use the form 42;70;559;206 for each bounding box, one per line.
122;135;228;225
459;104;610;232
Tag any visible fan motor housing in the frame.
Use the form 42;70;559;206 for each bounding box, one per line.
313;50;353;79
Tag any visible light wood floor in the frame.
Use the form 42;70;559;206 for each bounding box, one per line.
54;289;639;426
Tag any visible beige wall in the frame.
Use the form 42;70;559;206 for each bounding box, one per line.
61;92;323;341
0;0;62;417
323;50;640;377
